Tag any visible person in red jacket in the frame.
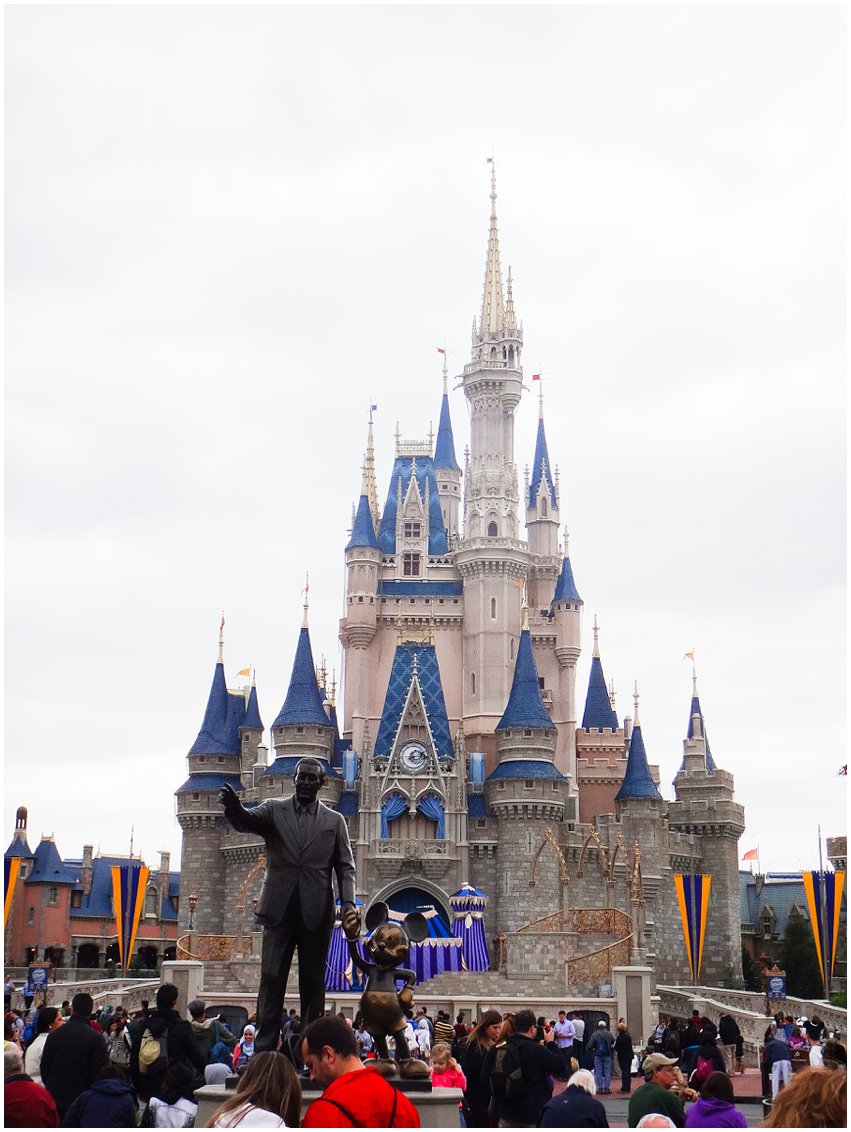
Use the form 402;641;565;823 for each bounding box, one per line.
301;1015;420;1128
4;1042;59;1127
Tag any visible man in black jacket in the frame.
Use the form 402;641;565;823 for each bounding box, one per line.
484;1008;564;1127
40;992;108;1119
129;983;206;1102
718;1013;740;1076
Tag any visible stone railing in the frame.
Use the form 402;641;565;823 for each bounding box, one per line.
656;985;847;1052
15;977;160;1012
567;936;632;987
176;934;255;961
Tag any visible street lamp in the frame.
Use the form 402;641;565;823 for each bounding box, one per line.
188;893;198;932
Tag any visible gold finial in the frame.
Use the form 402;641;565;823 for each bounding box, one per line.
302;574;309;629
593;614;600;658
218;612;225;664
633;681;640;726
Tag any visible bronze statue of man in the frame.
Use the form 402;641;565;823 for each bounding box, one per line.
219;757;360;1052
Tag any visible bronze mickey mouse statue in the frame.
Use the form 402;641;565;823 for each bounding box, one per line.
347;900;431;1078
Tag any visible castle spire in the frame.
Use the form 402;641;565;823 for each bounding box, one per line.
505;265;517;332
496;624;556;732
528;390;557;510
479;159;505;338
434;352;461;472
581;616;618;730
302;573;309;629
272;611;332;730
682;661;717;773
360;406;381;532
615;685;662;802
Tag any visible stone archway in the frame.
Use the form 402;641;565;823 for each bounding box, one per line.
77;943;100;970
370;881;452;933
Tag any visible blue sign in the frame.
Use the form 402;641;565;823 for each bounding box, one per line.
29;966;49;989
767;975;786;998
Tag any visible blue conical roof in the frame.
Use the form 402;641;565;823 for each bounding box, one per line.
434;392;461;472
528;418;557;509
5;833;32;859
346;494;380;550
497;630;556;731
582;657;619;730
189;662;241;756
243;684;263;731
682;694;716;774
27;838;78;885
552;555;582;604
615;725;662;802
374;643;453;758
272;627;333;729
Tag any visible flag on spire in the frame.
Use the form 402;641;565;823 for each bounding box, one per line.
684;651;695;661
742;848;759;861
532;373;541;381
237;667;251;678
437;347;445;354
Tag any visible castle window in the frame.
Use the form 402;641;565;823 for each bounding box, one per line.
198;757;205;764
145;887;158;917
358;596;363;602
403;522;421;539
540;497;548;516
27;907;34;924
18;863;27;878
497;781;505;790
552;783;559;791
296;726;304;734
217;756;224;763
48;887;59;906
491;598;497;620
525;780;534;788
192;793;200;800
488;522;498;537
477;819;487;828
403;553;421;576
470;673;476;695
510;639;515;659
524;729;532;737
71;891;82;908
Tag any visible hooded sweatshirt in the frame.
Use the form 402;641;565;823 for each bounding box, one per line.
684;1095;748;1128
62;1077;138;1128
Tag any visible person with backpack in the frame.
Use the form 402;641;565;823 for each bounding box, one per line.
587;1020;615;1095
129;983;205;1105
188;999;237;1068
106;1015;133;1077
482;1007;564;1127
688;1038;724;1091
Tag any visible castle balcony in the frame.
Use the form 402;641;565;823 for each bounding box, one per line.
370;837;453;881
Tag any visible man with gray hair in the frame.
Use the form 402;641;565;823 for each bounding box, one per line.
539;1068;609;1127
4;1041;60;1127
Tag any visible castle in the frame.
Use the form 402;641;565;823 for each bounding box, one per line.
176;170;746;990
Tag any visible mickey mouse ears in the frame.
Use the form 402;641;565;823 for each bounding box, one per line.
364;901;429;943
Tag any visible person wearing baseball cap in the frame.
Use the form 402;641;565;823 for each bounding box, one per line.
628;1053;686;1127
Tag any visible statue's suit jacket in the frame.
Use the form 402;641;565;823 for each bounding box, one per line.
226;796;356;933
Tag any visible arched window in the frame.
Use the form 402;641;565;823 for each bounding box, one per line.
487;521;498;537
540;497;548;517
471;673;476;695
491;598;497;620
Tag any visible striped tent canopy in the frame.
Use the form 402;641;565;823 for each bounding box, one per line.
450;884;490;971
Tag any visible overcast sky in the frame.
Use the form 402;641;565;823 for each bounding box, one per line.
5;6;845;881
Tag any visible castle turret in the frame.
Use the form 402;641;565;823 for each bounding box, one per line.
433;359;462;540
485;608;567;932
575;616;628;822
175;622;245;933
525;384;560;564
457;164;528;758
340;414;382;752
549;532;583;779
668;669;744;985
239;676;264;785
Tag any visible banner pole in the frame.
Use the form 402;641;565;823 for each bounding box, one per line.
818;825;829;998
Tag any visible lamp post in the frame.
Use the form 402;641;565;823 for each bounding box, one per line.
188;893;198;932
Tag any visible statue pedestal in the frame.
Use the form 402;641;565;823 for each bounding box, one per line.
611;964;653;1041
193;1083;463;1128
160;960;204;1016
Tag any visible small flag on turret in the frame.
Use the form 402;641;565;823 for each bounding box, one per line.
742;849;759;861
220;615;225;632
437;348;445;354
370;404;377;411
839;766;847;776
684;651;695;661
237;667;250;678
532;374;541;380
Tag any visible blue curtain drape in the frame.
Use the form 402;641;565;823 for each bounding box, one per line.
417;793;445;839
380;793;409;838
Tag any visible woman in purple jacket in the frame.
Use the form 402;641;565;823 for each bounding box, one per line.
685;1072;747;1128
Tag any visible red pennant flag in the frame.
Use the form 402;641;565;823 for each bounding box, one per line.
437;348;445;354
742;849;759;861
532;373;541;380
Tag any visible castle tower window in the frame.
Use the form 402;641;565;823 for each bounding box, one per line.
403;553;421;576
27;907;34;924
488;522;498;537
471;673;476;695
48;887;59;905
540;497;548;516
403;521;421;538
491;598;497;620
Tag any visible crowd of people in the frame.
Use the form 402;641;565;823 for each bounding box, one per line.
4;990;847;1128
